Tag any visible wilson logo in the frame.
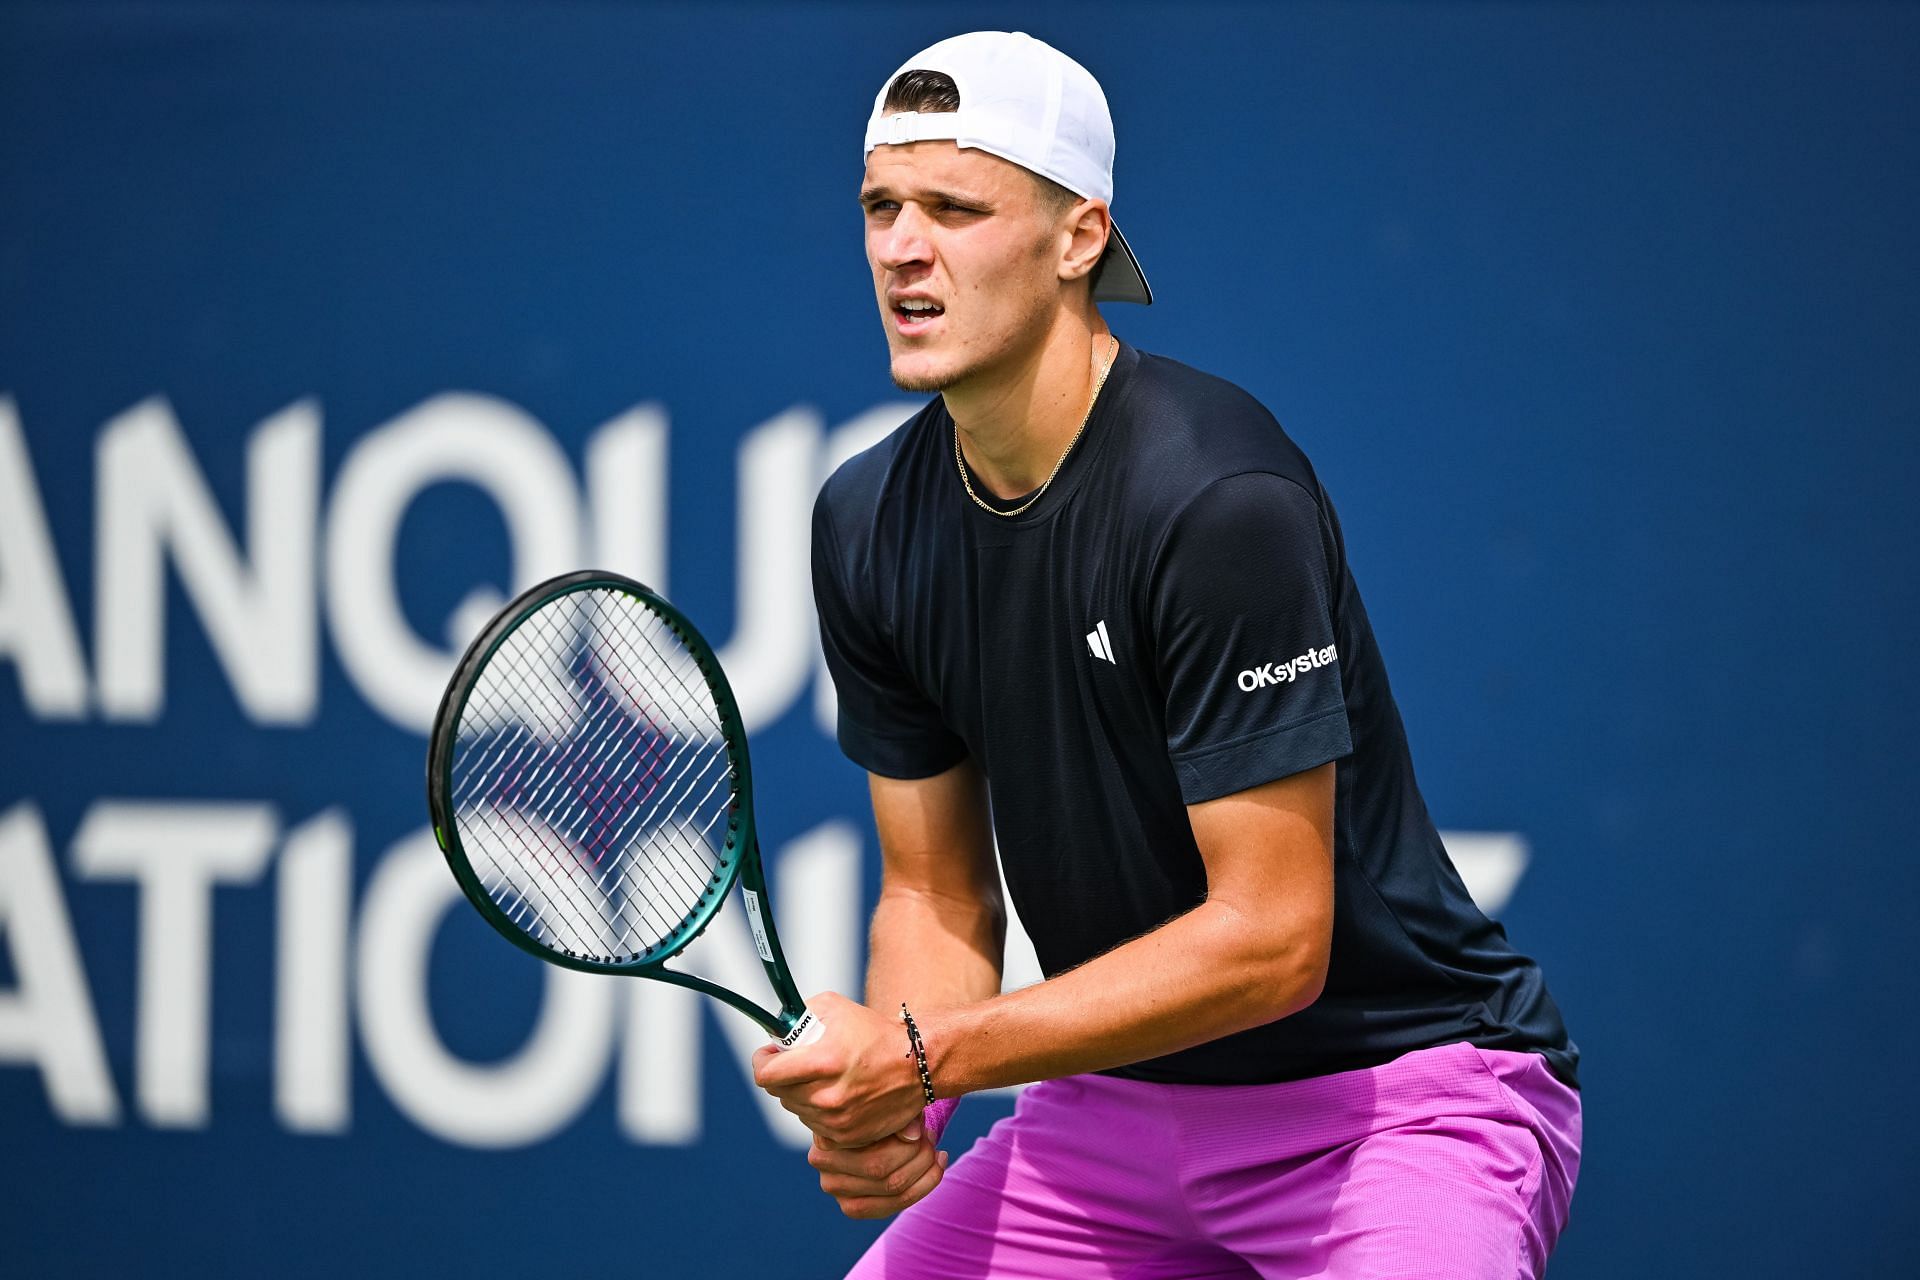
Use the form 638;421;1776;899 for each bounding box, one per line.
1237;644;1337;692
779;1009;821;1049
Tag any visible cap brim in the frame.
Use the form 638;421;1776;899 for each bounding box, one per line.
1091;220;1153;305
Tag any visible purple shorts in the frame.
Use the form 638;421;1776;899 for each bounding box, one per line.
847;1041;1581;1279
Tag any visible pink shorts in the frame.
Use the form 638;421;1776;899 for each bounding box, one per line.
847;1041;1581;1279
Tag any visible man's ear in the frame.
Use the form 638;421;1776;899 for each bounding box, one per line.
1058;199;1112;285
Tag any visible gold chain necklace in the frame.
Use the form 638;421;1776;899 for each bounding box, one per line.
955;335;1118;518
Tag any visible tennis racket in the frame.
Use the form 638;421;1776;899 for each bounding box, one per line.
426;569;822;1049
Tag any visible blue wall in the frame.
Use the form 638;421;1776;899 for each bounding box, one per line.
2;3;1915;1275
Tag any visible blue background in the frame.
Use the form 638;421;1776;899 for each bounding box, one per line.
3;2;1916;1276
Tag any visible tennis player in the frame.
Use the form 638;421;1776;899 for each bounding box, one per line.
753;31;1581;1278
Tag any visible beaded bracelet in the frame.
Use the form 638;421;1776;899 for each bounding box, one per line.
899;1003;936;1106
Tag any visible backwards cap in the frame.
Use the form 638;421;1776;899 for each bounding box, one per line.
863;31;1153;305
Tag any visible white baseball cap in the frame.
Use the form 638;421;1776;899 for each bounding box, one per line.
863;31;1153;306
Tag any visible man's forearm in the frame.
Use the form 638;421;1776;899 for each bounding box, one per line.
865;884;1005;1013
920;896;1326;1096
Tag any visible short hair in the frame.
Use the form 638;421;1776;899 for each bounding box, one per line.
881;69;1081;218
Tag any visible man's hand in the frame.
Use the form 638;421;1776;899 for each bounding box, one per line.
805;1121;949;1219
751;991;927;1147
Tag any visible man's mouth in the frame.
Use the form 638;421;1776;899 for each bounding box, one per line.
893;298;945;333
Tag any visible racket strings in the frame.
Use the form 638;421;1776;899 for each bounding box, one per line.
564;629;729;909
460;623;669;948
492;598;728;939
460;610;721;956
449;589;740;961
577;602;737;880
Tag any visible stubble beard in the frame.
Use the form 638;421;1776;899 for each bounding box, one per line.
887;299;1052;396
889;349;970;394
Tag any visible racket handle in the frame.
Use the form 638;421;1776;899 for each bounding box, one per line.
775;1008;826;1050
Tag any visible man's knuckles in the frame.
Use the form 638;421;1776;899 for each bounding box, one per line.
829;1163;942;1218
817;1151;924;1194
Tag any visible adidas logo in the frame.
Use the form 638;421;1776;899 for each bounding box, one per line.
1086;619;1115;664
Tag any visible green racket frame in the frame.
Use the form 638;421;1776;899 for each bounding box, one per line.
426;569;814;1043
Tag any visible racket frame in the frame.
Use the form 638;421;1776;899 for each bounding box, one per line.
427;569;812;1042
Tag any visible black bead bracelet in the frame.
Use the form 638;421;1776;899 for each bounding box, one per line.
900;1003;936;1106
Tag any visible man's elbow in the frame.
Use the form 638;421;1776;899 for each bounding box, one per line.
1251;910;1331;1023
1283;938;1330;1016
1274;927;1330;1019
1204;898;1332;1027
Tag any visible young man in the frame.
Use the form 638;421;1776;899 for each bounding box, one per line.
754;31;1581;1279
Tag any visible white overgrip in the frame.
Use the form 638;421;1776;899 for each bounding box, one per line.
776;1007;825;1051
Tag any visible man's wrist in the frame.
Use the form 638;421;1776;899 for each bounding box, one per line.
899;1003;936;1105
916;1002;981;1099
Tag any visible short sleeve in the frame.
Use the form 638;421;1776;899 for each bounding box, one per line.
1150;472;1352;804
811;491;969;779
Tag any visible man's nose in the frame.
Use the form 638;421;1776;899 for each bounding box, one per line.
874;205;934;271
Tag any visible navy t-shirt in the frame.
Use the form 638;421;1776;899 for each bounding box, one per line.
811;342;1578;1087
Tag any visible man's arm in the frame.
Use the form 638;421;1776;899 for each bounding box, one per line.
924;760;1333;1094
863;758;1006;1014
755;760;1335;1146
752;758;1003;1219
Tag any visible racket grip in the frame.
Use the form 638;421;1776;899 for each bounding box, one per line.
775;1008;826;1050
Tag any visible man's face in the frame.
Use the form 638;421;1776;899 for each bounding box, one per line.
861;141;1067;393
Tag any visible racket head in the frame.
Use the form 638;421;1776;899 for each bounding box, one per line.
427;570;755;975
